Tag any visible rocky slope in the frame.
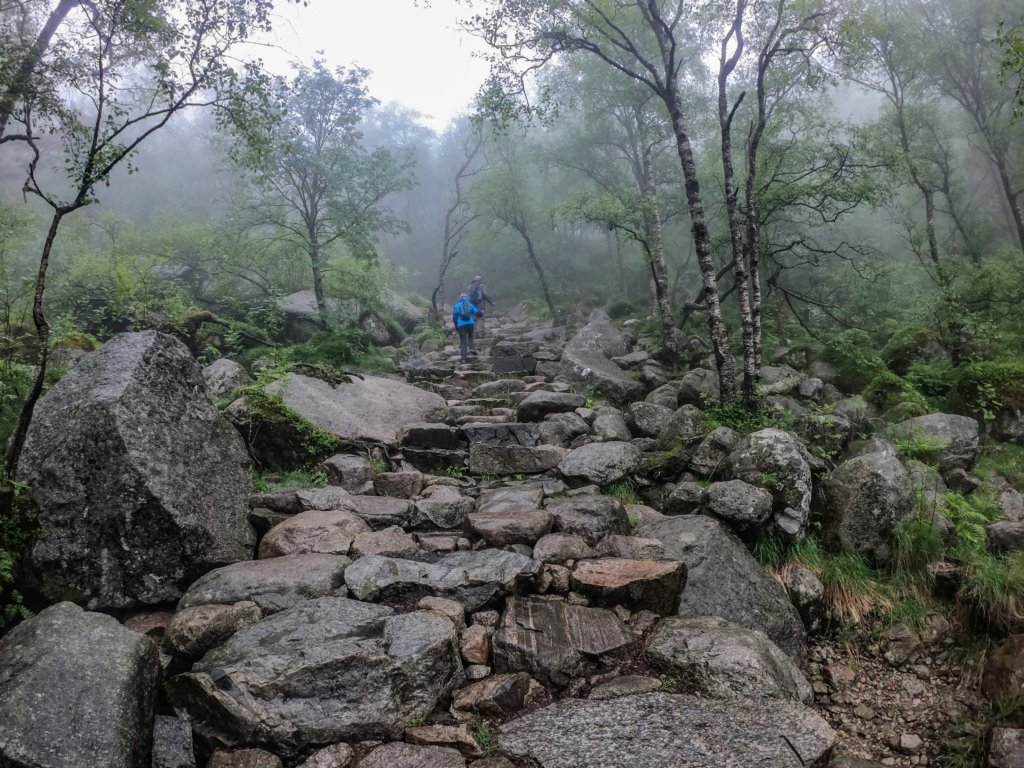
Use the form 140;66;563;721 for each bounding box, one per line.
0;312;1020;768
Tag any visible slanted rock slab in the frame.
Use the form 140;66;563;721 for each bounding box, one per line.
571;558;685;616
516;391;587;422
492;596;635;687
470;443;568;475
644;615;812;702
547;496;630;545
343;550;540;611
0;602;161;768
358;742;465;768
498;692;835;768
469;509;553;547
258;509;370;558
166;598;463;752
177;553;349;614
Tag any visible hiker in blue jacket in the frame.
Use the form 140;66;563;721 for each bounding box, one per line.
452;292;482;363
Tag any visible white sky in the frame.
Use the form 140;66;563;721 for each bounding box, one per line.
257;0;492;132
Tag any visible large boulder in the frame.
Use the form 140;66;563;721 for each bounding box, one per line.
258;510;371;558
266;373;447;447
702;480;775;532
166;597;463;752
203;358;252;399
560;310;644;404
558;441;641;486
547;496;631;545
0;602;161;768
18;331;255;609
343;550;541;611
889;413;980;477
644;615;812;702
279;290;355;342
381;287;428;331
819;451;913;562
636;514;807;662
516;392;586;422
498;693;835;767
727;428;817;538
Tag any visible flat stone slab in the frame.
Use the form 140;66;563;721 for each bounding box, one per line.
469;510;553;547
477;485;544;514
499;693;835;767
359;742;465;768
547;496;630;545
558;441;641;486
258;510;370;558
493;596;634;687
339;495;413;530
570;559;685;616
167;598;462;752
177;554;349;613
470;444;568;475
343;550;540;611
269;373;448;447
462;422;541;447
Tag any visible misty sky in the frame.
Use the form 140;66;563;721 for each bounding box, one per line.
260;0;491;131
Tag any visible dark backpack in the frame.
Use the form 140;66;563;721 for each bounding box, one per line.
468;281;483;303
458;299;472;321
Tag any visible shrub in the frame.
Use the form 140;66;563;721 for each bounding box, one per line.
953;360;1024;420
892;432;946;466
959;551;1024;633
825;329;886;391
905;359;954;400
882;324;944;375
0;482;38;633
863;371;928;416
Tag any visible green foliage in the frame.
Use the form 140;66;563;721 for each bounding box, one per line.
862;370;928;417
954;361;1024;420
892;432;946;466
891;515;945;589
606;299;639;321
973;442;1024;490
655;676;679;693
235;378;340;469
473;721;499;753
251;467;328;493
0;482;38;632
904;359;954;400
960;551;1024;633
701;396;794;434
824;329;886;391
605;479;640;505
943;492;999;557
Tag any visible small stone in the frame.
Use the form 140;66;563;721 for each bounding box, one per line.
461;624;491;665
207;748;282;768
825;662;857;690
418;596;466;631
465;664;491;680
588;674;661;700
898;734;923;755
853;704;876;720
912;664;932;680
472;610;500;628
405;723;479;755
295;743;355;768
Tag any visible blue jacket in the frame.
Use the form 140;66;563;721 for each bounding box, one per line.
453;298;481;328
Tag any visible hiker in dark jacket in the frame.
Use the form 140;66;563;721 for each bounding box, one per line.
452;292;482;363
468;275;495;308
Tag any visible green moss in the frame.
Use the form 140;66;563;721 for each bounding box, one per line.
235;382;340;469
862;370;928;416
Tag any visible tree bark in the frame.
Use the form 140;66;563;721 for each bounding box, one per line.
640;142;681;365
3;209;63;484
511;219;557;320
308;235;329;329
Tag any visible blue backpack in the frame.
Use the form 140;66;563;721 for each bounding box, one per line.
458;299;472;322
468;281;483;303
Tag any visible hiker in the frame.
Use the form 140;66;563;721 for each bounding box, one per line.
452;292;482;363
467;275;494;337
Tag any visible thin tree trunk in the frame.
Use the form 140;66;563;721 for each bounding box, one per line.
717;5;756;402
893;99;945;284
309;236;329;329
3;210;63;485
667;96;736;402
641;143;680;365
993;155;1024;256
512;220;557;320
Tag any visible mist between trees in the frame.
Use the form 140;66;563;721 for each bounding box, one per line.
0;0;1021;478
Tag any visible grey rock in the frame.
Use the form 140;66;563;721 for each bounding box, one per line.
676;368;719;407
559;441;641;486
0;602;161;768
473;378;527;397
403;422;464;450
994;408;1024;445
492;596;634;687
152;715;196;768
999;486;1024;522
539;412;590;447
203;358;252;399
322;454;375;494
258;510;371;558
655;405;706;450
462;422;541;448
807;361;839;384
636;515;807;662
988;521;1024;553
594;535;665;560
798;377;824;400
625;402;673;439
351;526;420;558
728;428;816;538
702;479;774;531
820;451;913;562
167;598;462;751
592;408;632;442
890;413;980;475
358;743;465;768
279;290;354;341
477;485;544;514
340;495;412;530
469;509;553;547
664;482;705;516
381;287;428;331
645;383;681;409
177;553;349;613
532;533;595;563
588;674;661;700
498;693;835;767
516;391;587;422
469;444;568;475
296;486;353;511
296;743;355;768
208;748;282;768
547;496;630;545
451;672;534;720
373;470;424;499
19;331;254;609
561;337;645;405
688;426;741;477
164;602;263;660
758;364;804;396
645;615;812;702
989;727;1024;768
409;487;474;530
832;396;878;432
343;550;540;611
267;373;448;447
782;565;825;633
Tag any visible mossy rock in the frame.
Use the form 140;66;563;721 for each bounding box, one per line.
863;371;928;417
